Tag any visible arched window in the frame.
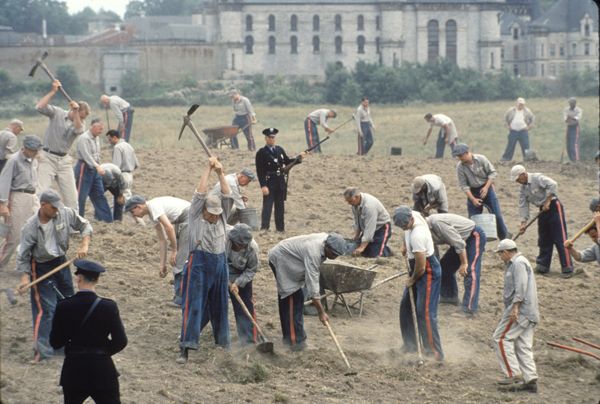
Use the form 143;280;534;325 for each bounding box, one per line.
445;20;457;64
572;43;577;55
313;35;320;53
375;37;380;54
513;27;519;40
584;23;590;36
357;35;365;54
357;15;364;31
335;15;342;31
291;15;298;32
313;15;320;31
427;20;439;63
245;36;254;54
268;15;275;31
375;16;380;30
268;36;276;54
290;35;298;54
335;36;342;54
245;15;253;31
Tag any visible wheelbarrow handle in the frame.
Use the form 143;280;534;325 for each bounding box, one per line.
546;341;600;361
572;337;600;351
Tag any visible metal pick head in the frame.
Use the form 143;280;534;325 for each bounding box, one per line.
186;104;200;117
41;51;49;60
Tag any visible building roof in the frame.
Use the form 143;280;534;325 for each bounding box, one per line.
242;0;504;4
529;0;598;33
500;12;528;35
125;16;206;41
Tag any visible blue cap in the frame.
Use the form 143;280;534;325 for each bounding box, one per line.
393;205;413;228
74;259;106;274
124;195;145;212
39;189;64;209
452;143;469;157
23;135;43;150
240;168;256;181
262;127;278;136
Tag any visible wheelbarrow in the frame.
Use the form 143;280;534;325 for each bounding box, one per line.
201;125;240;149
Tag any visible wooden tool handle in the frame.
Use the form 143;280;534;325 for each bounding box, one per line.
232;290;267;340
40;63;74;103
568;218;596;244
324;320;352;369
19;258;76;293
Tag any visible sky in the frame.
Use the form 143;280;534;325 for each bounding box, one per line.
65;0;127;19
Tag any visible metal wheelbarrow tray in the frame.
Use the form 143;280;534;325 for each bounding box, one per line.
202;125;239;149
319;260;377;318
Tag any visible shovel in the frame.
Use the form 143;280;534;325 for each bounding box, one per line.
324;320;357;376
405;256;424;367
231;290;274;353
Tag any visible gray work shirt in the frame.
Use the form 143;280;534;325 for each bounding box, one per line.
16;207;93;274
211;173;245;210
188;191;232;254
0;128;18;160
307;109;332;129
579;243;600;264
426;213;475;254
413;174;449;212
456;154;497;192
111;139;139;172
76;130;100;167
232;96;255;117
518;173;558;221
100;163;127;191
226;226;260;288
352;193;391;243
0;151;38;202
503;253;539;325
268;233;328;299
108;95;130;125
563;106;582;127
37;105;83;154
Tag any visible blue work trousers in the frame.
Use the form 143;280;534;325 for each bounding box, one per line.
270;262;307;347
74;161;113;223
180;250;230;350
30;256;74;360
536;199;573;273
231;114;255;151
439;226;486;313
501;129;530;161
358;122;374;155
566;124;580;162
466;185;508;240
229;282;257;344
435;128;457;158
119;107;134;142
362;223;393;257
304;118;322;153
104;185;124;221
400;255;444;360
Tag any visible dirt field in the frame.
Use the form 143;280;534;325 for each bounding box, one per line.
1;145;599;403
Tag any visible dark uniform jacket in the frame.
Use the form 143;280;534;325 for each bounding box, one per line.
50;291;127;390
255;145;299;192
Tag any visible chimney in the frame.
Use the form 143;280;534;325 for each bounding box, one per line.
42;19;47;39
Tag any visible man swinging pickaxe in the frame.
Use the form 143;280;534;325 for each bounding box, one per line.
28;51;74;103
178;104;215;158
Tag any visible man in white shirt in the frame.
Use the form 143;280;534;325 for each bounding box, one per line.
501;97;535;161
423;113;459;158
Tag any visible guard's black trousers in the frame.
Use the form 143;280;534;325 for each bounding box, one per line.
261;188;285;231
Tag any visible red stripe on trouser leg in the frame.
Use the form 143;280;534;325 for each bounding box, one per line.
575;125;579;161
468;231;480;311
424;260;439;358
498;318;515;377
77;163;85;192
31;261;44;361
289;295;296;345
181;254;194;340
555;201;572;267
377;223;390;256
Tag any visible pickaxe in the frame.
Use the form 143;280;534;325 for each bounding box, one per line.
28;51;74;103
178;104;214;158
328;115;355;135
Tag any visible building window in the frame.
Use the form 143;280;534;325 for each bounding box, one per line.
245;36;254;54
513;64;519;76
335;36;342;54
268;15;275;31
513;27;519;40
501;47;504;59
357;35;365;54
549;63;555;76
376;16;380;30
572;43;577;55
585;23;590;36
513;45;519;59
291;15;298;32
427;20;439;63
490;52;495;69
357;15;364;31
559;46;564;56
585;43;590;55
245;15;253;32
550;44;555;56
540;44;544;57
290;35;298;54
541;64;544;76
313;35;320;53
445;19;457;64
231;53;235;70
375;37;380;54
313;15;320;31
335;15;342;31
268;36;276;54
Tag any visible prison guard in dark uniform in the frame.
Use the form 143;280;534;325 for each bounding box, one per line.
50;260;127;404
255;127;300;232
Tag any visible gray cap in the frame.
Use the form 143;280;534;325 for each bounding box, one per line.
23;135;42;150
589;197;600;212
228;223;253;245
495;239;517;252
568;97;576;103
452;143;469;157
325;232;347;256
228;88;239;96
205;194;223;215
10;118;24;129
240;168;256;181
510;164;526;182
39;189;64;209
124;195;146;212
393;205;413;228
411;176;427;195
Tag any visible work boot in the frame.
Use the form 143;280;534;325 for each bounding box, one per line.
534;264;549;275
176;347;188;364
496;375;523;385
509;379;537;393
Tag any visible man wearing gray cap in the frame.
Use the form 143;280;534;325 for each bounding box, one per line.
394;206;444;361
501;97;534;162
100;163;127;221
411;174;449;216
16;189;92;362
178;157;233;363
229;89;257;150
0;119;24;173
268;232;346;351
226;223;260;344
210;168;255;223
0;135;43;271
455;143;509;240
493;239;539;393
563;97;582;162
125;194;191;305
511;165;573;277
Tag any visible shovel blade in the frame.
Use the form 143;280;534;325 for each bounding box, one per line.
256;341;274;354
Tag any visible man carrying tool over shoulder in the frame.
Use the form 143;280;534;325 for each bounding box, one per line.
16;189;92;362
125;195;190;306
36;79;90;211
304;108;336;153
229;89;257;151
100;94;134;142
268;232;347;351
511;165;573;277
343;187;392;257
394;206;444;361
